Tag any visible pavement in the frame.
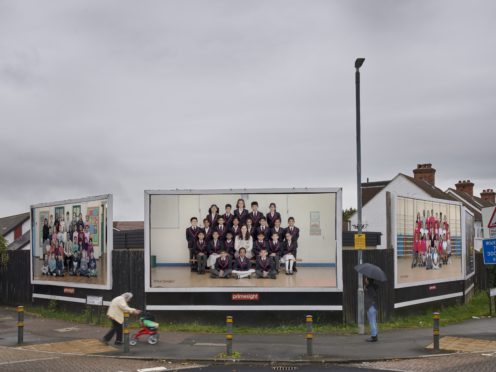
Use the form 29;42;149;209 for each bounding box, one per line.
2;306;496;371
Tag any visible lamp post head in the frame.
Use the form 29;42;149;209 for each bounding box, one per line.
355;58;365;70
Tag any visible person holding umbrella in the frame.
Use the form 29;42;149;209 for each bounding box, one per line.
354;263;387;343
364;276;379;342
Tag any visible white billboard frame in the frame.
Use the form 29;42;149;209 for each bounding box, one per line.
392;193;465;289
144;188;343;293
30;194;113;290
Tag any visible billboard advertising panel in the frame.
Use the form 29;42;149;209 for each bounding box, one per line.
145;189;342;292
31;194;113;289
395;195;463;287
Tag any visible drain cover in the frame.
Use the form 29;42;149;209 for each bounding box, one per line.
272;367;299;371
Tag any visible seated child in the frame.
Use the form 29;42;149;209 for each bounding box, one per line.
268;232;282;272
224;232;235;258
55;255;64;276
79;251;89;276
41;255;49;275
252;232;268;259
69;252;80;276
210;249;232;279
256;217;270;241
88;252;97;277
207;231;224;268
232;248;255;279
194;231;208;274
270;218;285;242
281;232;297;275
215;216;228;241
256;248;277;279
48;253;57;276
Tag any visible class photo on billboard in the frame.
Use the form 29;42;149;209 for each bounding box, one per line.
145;189;342;292
395;195;464;287
30;194;113;289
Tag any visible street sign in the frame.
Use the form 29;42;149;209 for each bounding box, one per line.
488;208;496;229
354;233;366;250
86;295;103;306
483;239;496;264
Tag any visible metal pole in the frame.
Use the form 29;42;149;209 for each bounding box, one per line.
356;59;365;335
17;306;24;345
306;315;314;356
433;312;440;351
226;315;233;356
123;311;129;353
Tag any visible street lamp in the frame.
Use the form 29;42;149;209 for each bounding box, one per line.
355;57;365;335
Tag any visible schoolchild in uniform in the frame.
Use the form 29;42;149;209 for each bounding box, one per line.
246;218;256;240
270;218;285;242
186;217;201;271
234;198;248;225
207;231;224;268
252;232;268;259
256;217;270;241
268;232;282;272
248;201;263;227
232;248;255;279
41;255;49;275
266;203;282;228
210;249;232;279
281;232;297;275
56;255;64;276
256;248;277;279
215;216;228;241
202;218;214;242
223;204;234;229
286;217;300;242
195;231;208;274
224;232;236;258
206;204;220;227
48;253;57;276
230;217;241;238
79;250;89;276
88;252;97;277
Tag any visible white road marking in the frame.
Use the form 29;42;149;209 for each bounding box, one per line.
0;356;60;366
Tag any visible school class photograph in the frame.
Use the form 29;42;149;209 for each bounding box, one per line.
146;189;341;290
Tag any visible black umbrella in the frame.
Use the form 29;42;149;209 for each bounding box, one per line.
354;263;387;282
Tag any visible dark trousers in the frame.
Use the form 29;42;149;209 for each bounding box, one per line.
103;319;123;343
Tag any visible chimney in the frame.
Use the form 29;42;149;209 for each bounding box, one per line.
481;189;496;204
455;180;475;196
413;163;436;185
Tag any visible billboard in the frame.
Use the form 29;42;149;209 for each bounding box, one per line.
145;189;342;292
30;194;113;289
394;195;463;287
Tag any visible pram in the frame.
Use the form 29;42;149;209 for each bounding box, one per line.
129;311;159;345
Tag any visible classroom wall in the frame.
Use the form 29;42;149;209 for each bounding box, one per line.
150;192;337;265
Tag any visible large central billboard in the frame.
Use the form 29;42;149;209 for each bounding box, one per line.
145;189;342;292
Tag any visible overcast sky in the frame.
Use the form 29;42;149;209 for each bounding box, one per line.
1;0;495;220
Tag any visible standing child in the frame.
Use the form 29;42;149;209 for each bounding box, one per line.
207;231;224;269
41;255;49;275
270;218;285;242
232;248;255;279
186;217;200;271
248;201;263;227
256;248;277;279
246;218;256;240
230;217;241;238
215;216;228;241
210;250;232;278
202;218;213;242
88;252;97;277
256;217;270;241
281;232;297;275
206;204;220;227
48;253;57;276
56;255;64;276
285;217;300;272
268;232;282;272
266;203;282;228
223;204;234;229
195;231;208;274
234;199;248;225
79;251;89;276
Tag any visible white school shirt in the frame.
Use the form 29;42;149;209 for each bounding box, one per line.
235;236;253;251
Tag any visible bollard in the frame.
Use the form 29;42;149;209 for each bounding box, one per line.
306;315;313;356
123;311;129;353
226;315;233;356
17;306;24;345
433;312;440;351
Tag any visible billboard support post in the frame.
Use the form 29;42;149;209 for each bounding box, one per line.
355;57;365;335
